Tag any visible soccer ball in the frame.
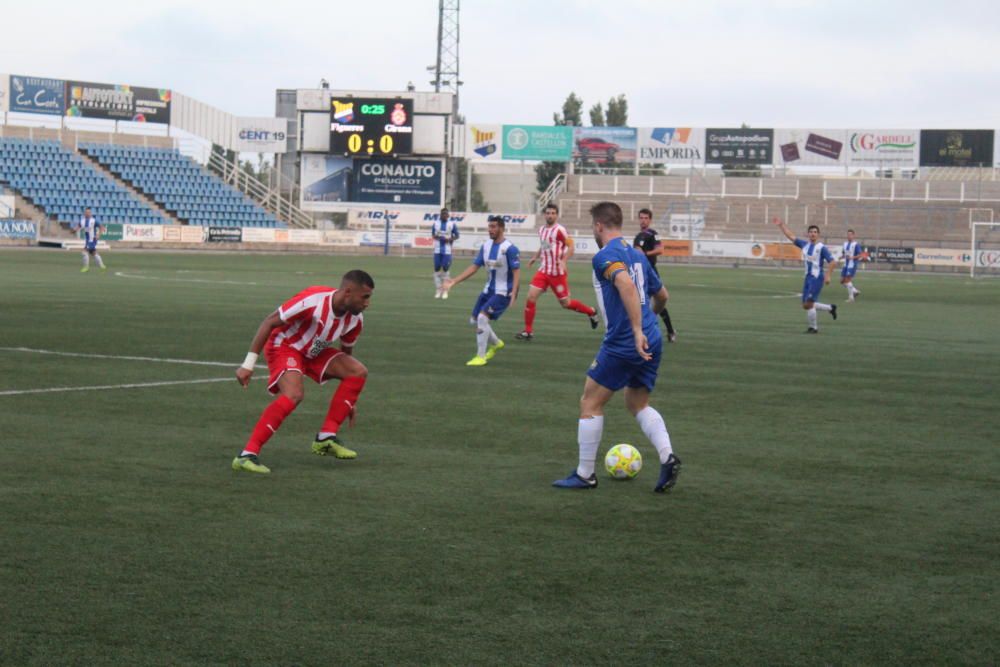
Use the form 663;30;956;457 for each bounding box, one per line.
604;444;642;480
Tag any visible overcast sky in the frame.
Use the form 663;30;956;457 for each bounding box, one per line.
2;0;999;128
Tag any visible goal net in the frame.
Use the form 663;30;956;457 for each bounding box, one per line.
970;209;1000;277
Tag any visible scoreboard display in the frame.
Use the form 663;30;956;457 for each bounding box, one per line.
330;97;414;156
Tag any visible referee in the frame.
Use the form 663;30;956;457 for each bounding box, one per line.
633;208;677;342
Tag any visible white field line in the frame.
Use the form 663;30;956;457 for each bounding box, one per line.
114;270;259;286
0;377;232;396
0;347;266;369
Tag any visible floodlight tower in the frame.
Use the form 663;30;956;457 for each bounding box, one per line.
431;0;461;111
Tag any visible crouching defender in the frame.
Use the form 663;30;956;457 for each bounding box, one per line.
232;270;374;474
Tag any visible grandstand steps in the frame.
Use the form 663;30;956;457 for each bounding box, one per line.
74;149;183;225
9;191;62;235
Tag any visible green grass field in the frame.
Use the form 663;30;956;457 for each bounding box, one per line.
1;248;998;665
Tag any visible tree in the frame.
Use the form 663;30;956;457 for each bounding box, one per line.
450;157;490;212
606;94;628;126
535;92;584;194
589;103;605;127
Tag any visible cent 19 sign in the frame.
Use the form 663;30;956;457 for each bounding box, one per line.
330;97;414;156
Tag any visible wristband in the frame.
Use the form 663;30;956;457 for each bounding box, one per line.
241;352;258;371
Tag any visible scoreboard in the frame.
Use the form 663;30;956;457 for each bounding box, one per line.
330;97;414;156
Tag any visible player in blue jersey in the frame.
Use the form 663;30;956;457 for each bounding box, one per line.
72;207;107;273
445;215;520;366
840;229;862;302
553;202;681;493
773;217;838;333
431;207;460;299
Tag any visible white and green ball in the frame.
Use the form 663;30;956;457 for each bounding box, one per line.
604;444;642;480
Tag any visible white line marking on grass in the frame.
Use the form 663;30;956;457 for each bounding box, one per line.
0;347;266;369
0;377;232;397
114;271;259;286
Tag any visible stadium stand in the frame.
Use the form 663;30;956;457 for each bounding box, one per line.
554;174;1000;247
0;137;170;225
80;143;283;228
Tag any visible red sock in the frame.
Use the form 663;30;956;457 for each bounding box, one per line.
244;395;297;455
567;299;596;317
524;301;536;333
321;376;367;434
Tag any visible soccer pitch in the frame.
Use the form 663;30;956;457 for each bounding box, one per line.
1;248;997;665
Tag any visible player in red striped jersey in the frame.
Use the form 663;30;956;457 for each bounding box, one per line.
231;270;375;474
515;203;599;341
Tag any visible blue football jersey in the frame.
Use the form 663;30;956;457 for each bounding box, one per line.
474;238;520;296
591;237;663;358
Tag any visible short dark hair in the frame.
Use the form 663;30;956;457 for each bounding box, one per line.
544;203;559;214
808;225;820;233
487;215;506;227
342;269;375;289
440;207;449;213
847;228;855;234
638;208;653;218
590;201;623;228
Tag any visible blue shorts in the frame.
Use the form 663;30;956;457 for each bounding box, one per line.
434;253;452;272
84;240;98;252
802;275;825;303
841;266;857;278
586;341;662;393
472;292;511;321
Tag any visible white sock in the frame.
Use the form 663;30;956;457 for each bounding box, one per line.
434;272;443;289
845;284;852;296
94;253;105;268
807;307;818;329
852;284;859;295
82;253;90;268
240;449;256;457
317;431;336;440
476;313;491;357
815;302;832;312
636;406;673;463
576;415;604;478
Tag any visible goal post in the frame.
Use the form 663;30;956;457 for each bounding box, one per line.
969;208;999;277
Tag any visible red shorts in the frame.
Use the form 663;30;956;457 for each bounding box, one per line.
265;343;344;395
530;270;571;298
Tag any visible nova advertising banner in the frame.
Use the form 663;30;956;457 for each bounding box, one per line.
637;127;705;164
66;81;171;123
573;127;637;165
8;74;65;115
501;125;573;161
919;130;995;167
353;158;443;206
0;220;36;239
706;128;773;165
775;129;847;166
467;124;502;160
846;129;919;167
232;117;288;153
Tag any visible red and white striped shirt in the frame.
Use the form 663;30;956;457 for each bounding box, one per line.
538;223;570;276
268;286;363;359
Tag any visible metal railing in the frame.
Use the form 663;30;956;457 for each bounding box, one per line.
537;173;566;211
207;151;314;229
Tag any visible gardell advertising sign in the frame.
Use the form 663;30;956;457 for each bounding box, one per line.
706;128;773;165
8;75;65;115
846;129;918;167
